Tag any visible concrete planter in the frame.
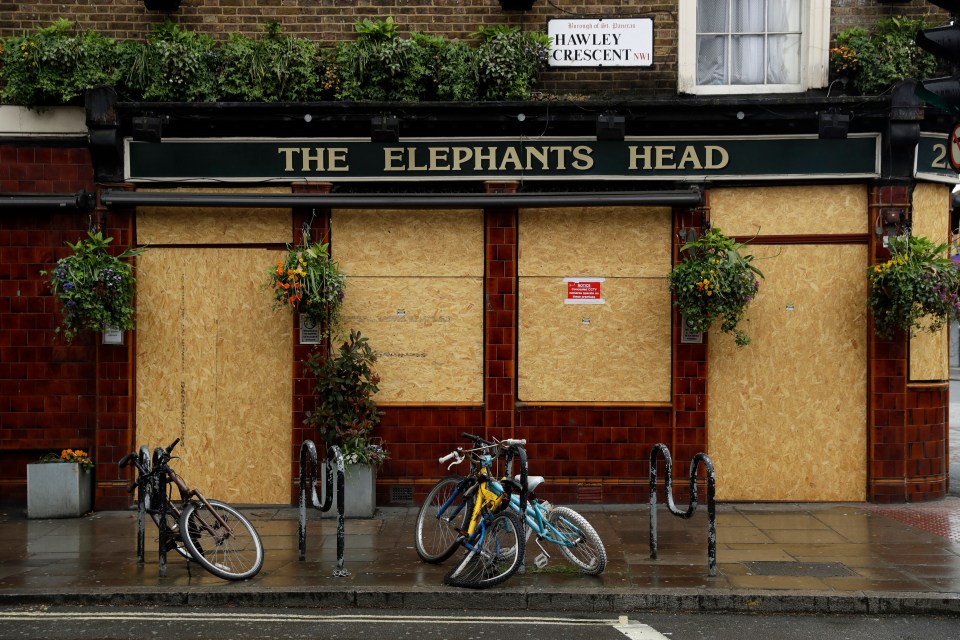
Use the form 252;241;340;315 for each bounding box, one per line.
26;463;93;519
320;463;376;518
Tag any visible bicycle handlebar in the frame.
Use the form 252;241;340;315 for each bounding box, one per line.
460;433;526;449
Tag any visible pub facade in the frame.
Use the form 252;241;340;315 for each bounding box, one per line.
0;0;954;509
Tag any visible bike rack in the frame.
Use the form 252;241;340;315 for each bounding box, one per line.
648;442;717;577
134;445;151;564
152;445;173;577
298;439;349;577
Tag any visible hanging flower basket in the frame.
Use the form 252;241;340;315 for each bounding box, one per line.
867;234;960;339
42;231;144;342
668;228;764;347
269;237;346;335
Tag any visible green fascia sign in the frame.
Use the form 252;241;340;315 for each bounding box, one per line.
915;132;960;184
126;134;881;182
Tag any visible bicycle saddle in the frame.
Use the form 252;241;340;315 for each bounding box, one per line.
514;474;544;493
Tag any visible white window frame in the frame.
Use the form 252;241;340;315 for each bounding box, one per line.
678;0;830;95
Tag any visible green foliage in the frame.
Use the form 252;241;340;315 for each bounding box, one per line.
217;22;320;102
303;331;389;467
668;228;764;347
432;39;479;101
834;17;937;95
334;18;427;101
473;26;550;100
41;231;145;342
1;18;550;105
124;21;219;102
867;234;960;339
0;19;125;105
354;16;399;42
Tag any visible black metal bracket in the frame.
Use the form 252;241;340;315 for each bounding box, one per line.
648;443;717;577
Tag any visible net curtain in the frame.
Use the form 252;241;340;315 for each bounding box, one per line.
696;0;800;86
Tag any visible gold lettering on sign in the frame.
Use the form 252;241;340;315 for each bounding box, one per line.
277;147;350;172
378;145;597;172
628;145;729;171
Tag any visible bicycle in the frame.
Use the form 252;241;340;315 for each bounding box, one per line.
417;433;527;588
415;432;607;577
119;438;264;581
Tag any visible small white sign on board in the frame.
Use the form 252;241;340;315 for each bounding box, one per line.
102;326;124;345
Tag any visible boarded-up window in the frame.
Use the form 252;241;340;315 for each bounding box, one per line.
333;210;484;404
517;206;672;403
909;182;951;382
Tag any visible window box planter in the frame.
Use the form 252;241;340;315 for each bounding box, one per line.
320;463;376;518
27;463;92;518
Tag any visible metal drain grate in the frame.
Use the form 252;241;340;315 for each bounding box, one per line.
743;561;855;577
390;485;415;505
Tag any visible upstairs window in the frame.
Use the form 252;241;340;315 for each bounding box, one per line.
679;0;829;95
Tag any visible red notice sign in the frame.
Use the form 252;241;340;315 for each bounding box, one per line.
564;278;605;304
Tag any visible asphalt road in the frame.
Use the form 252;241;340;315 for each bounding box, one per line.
1;607;958;640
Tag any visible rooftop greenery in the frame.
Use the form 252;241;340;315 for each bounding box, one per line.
0;19;551;106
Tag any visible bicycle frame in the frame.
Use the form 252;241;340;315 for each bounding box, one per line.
126;440;239;568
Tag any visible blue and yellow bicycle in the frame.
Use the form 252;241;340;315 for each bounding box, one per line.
415;433;607;587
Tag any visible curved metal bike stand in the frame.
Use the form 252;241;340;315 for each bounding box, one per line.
152;445;173;577
648;442;717;577
298;440;349;577
135;445;151;564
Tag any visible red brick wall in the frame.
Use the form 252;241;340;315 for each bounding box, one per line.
0;144;99;506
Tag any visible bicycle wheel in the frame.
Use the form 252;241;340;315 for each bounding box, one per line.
443;510;524;589
546;505;607;575
178;499;264;580
414;476;472;564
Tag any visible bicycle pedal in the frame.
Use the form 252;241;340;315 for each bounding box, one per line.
534;553;549;569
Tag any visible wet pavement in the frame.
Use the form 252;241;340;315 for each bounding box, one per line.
1;500;959;614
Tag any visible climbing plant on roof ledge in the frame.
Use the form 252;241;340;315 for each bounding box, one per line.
831;17;936;95
0;18;552;106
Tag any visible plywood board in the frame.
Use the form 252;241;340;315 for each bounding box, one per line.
519;206;672;277
909;181;951;382
136;248;291;504
911;182;950;243
339;276;483;403
518;276;671;402
137;187;293;245
332;209;483;277
708;244;867;501
709;185;867;236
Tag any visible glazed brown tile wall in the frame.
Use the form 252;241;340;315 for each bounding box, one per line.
0;145;99;505
868;184;948;503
